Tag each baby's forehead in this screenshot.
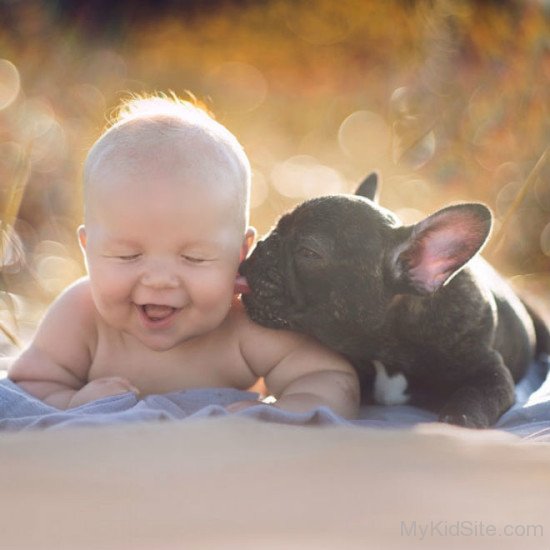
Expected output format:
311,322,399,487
83,107,251,231
88,116,244,190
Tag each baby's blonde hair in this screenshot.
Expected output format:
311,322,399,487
83,93,251,228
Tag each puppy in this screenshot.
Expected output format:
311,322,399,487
239,173,548,428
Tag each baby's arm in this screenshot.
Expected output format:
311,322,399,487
8,279,136,409
237,311,360,419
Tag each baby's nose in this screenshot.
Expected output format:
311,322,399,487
140,260,179,289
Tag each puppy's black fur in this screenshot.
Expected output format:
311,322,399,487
240,173,548,428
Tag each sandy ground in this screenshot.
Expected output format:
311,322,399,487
0,415,549,550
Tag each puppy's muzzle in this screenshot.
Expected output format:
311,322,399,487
239,235,297,329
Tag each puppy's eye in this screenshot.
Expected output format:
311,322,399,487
296,246,322,260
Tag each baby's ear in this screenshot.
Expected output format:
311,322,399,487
240,227,256,261
77,225,87,251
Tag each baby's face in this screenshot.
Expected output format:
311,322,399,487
80,151,252,351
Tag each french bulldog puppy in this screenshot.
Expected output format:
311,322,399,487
239,173,548,428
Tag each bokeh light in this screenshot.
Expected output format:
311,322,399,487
338,111,391,166
271,155,345,198
394,207,425,226
34,240,83,296
0,59,20,111
249,169,269,209
389,86,437,169
206,62,268,113
396,129,436,170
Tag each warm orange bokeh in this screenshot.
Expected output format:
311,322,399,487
0,0,549,352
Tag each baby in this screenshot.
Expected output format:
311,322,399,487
8,94,359,418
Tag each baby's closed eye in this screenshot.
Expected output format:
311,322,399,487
181,253,219,264
181,254,208,263
101,251,142,261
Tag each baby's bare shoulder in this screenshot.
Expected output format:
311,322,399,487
57,277,94,308
231,300,346,375
9,277,98,387
32,277,98,354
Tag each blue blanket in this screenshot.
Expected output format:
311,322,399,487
1,358,550,440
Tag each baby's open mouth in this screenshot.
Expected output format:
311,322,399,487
140,304,178,322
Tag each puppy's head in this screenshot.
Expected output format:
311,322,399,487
240,173,492,358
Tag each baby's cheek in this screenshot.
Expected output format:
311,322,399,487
193,269,236,305
89,265,133,303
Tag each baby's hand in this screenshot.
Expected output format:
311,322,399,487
67,376,140,408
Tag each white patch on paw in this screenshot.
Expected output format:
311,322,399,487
373,360,409,405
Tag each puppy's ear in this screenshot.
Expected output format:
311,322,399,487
355,172,380,202
390,204,492,294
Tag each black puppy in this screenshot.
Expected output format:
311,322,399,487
239,173,547,428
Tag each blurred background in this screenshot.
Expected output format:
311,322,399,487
0,0,549,354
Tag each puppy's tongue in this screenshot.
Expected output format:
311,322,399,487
143,304,175,320
234,275,250,295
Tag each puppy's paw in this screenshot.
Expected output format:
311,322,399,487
439,413,488,429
